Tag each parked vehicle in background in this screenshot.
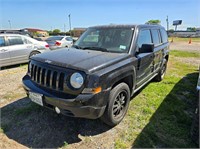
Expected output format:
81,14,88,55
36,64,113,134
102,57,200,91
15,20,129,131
0,29,33,38
23,24,169,126
45,36,73,50
0,34,50,68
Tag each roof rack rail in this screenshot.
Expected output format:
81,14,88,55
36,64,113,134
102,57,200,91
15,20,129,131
0,29,33,38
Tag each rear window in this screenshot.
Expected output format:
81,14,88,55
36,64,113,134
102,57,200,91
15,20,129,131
46,36,63,41
65,37,73,41
0,37,6,47
7,36,24,45
160,29,168,43
151,29,161,46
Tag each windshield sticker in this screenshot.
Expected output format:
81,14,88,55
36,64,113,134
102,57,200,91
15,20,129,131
120,45,126,50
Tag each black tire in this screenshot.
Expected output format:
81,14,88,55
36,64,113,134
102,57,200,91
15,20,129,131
29,51,40,58
101,83,130,127
154,59,167,82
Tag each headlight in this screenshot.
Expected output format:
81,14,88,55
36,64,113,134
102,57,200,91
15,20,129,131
70,72,84,89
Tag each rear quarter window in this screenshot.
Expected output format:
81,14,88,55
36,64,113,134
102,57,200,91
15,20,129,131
151,29,161,46
22,37,32,44
160,29,168,43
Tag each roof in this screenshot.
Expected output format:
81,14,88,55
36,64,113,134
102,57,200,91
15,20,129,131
0,33,27,37
89,24,164,29
24,28,46,32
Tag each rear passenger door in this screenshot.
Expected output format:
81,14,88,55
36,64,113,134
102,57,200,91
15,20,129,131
7,36,33,64
151,29,162,72
0,36,11,67
136,29,154,85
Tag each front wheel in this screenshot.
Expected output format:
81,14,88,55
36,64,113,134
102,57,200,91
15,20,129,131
101,83,130,127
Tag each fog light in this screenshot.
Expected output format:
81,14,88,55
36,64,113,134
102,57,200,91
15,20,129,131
55,107,61,114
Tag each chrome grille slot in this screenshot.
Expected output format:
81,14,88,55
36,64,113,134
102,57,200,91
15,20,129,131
41,68,46,85
37,67,41,83
33,65,37,81
58,73,65,90
46,70,51,87
31,64,34,78
52,71,57,89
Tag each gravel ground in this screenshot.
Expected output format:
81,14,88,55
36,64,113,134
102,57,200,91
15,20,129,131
169,42,200,53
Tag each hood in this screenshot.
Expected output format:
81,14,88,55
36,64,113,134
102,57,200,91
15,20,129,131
31,48,129,73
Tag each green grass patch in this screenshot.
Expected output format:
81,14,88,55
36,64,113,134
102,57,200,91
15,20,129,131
115,50,199,148
170,50,200,58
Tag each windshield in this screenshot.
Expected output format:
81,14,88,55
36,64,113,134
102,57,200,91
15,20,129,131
74,28,133,53
46,36,63,41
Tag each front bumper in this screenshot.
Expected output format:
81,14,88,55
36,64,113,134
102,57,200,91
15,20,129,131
22,75,110,119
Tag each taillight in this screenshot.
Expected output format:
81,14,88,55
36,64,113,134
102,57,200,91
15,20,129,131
55,41,61,46
45,44,49,48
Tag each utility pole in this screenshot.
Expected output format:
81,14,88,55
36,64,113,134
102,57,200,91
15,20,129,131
166,16,169,31
68,14,72,36
8,20,11,29
64,24,66,33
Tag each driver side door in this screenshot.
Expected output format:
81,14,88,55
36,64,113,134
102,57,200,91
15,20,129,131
135,29,154,86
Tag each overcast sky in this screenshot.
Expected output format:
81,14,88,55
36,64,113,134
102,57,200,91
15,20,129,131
0,0,200,31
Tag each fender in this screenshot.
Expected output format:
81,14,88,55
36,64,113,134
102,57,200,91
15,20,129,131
105,64,137,95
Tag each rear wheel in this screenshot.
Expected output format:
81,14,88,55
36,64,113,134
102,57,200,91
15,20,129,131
101,83,130,126
154,59,167,82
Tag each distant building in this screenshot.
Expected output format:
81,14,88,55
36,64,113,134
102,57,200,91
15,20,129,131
73,28,87,37
24,28,49,37
168,30,200,38
196,28,200,32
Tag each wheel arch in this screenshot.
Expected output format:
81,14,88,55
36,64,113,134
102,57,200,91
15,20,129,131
106,66,137,96
29,50,41,58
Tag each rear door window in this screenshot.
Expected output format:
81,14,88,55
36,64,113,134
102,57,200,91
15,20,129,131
151,29,161,46
7,36,24,45
137,29,152,48
0,37,6,47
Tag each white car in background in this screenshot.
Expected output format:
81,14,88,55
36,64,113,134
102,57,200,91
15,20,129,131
0,34,50,68
45,36,73,50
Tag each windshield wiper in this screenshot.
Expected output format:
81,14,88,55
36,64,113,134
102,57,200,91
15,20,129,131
82,46,108,52
72,45,83,49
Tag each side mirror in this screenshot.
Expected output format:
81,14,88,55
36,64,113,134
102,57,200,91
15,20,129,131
139,44,154,53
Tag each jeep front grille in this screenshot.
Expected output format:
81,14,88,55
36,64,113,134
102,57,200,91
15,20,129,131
30,63,67,91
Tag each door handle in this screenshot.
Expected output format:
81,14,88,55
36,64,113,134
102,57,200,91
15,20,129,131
0,49,8,52
26,46,32,49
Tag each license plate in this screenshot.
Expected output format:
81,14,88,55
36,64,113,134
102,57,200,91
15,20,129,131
29,92,43,106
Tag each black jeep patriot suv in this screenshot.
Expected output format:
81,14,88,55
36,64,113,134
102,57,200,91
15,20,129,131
22,24,169,126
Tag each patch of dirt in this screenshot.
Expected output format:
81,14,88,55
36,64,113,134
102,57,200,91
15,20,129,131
175,57,200,67
169,42,200,53
0,66,27,108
